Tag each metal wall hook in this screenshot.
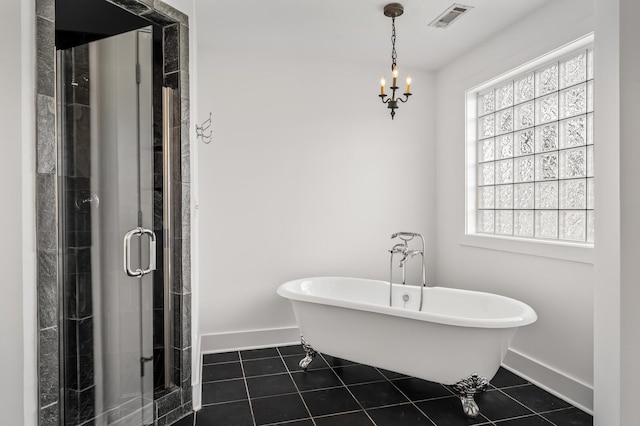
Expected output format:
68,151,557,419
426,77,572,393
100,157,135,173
196,112,213,144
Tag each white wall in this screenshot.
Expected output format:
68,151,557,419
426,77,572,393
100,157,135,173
435,0,595,411
196,47,436,342
1,0,27,423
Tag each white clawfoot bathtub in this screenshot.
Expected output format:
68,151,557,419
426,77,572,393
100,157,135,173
277,276,537,417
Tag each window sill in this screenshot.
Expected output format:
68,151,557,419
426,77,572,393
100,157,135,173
461,233,594,264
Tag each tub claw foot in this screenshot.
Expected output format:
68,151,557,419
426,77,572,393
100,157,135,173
453,373,489,418
299,336,317,371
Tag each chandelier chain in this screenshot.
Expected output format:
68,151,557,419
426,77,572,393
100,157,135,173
391,16,397,69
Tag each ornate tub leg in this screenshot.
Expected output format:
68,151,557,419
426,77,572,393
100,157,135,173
298,336,317,370
453,373,489,418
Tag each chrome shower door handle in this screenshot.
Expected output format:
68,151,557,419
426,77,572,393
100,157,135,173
123,227,157,278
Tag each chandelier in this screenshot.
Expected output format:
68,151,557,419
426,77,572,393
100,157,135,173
379,3,412,120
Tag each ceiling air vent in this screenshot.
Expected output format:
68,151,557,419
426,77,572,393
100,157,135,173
428,3,473,29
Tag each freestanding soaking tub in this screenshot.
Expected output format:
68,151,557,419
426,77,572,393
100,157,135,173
277,276,537,417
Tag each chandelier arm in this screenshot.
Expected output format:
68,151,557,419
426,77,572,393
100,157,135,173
398,94,412,103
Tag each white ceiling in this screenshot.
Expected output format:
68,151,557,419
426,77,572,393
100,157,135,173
197,0,553,72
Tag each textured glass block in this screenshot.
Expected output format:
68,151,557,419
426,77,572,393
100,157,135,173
559,116,586,149
514,156,534,183
587,145,594,177
514,102,534,130
559,210,586,242
560,83,587,119
496,82,514,110
536,63,558,96
587,113,594,145
587,210,595,243
535,152,558,180
478,186,495,209
478,162,495,186
559,179,587,209
514,210,534,237
515,130,534,156
496,135,513,159
495,159,513,184
478,210,495,234
535,92,558,125
535,181,558,209
496,185,513,209
496,108,514,136
587,48,594,81
515,74,535,104
478,89,495,116
560,147,587,179
560,51,587,89
535,123,559,152
535,210,558,239
587,80,594,113
478,138,495,163
514,183,534,209
587,177,595,209
496,210,513,235
478,114,495,139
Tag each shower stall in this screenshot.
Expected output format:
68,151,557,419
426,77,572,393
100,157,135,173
35,0,191,425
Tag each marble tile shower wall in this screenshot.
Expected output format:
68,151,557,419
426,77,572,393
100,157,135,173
34,1,192,425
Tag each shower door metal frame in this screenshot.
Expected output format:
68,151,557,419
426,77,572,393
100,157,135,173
34,0,192,425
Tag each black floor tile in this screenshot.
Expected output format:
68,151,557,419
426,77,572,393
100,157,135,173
502,385,571,413
278,345,307,356
301,387,361,417
491,368,529,389
201,362,243,382
203,351,239,365
171,413,194,426
378,367,409,380
291,369,343,392
333,364,385,385
475,389,535,422
246,373,297,399
240,347,280,360
416,396,491,426
271,420,314,426
201,379,248,405
349,381,409,409
314,411,375,425
251,393,309,425
367,403,436,426
392,377,454,401
196,401,253,426
243,357,287,377
283,354,329,372
494,414,554,425
541,407,593,426
321,354,357,367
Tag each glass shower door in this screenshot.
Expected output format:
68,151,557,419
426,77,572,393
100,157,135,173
59,27,155,425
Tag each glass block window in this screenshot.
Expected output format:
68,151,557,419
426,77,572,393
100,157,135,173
471,45,594,244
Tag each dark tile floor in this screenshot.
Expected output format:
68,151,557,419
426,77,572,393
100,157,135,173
172,345,593,426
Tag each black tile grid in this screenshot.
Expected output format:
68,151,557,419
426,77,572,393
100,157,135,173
193,346,592,426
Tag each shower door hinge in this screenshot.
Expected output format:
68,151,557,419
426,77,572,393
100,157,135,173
136,63,141,84
140,356,153,377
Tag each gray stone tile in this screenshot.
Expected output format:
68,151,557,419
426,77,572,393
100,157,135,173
179,25,189,71
40,327,59,407
163,24,179,74
38,250,58,279
38,270,57,329
36,0,54,21
140,9,175,26
107,0,151,15
156,388,181,419
36,17,55,97
36,173,57,250
181,346,192,384
153,0,188,26
181,236,191,294
39,402,59,426
37,95,56,174
181,294,191,349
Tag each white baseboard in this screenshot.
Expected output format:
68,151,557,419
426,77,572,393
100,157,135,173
503,348,593,414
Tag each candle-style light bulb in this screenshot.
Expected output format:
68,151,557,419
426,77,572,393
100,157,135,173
380,77,386,95
405,75,412,94
392,66,399,87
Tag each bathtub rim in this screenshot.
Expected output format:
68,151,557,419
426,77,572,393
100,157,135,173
277,276,537,329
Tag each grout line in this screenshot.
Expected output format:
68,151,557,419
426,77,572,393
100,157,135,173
200,397,251,408
276,346,317,426
237,351,257,426
318,353,379,426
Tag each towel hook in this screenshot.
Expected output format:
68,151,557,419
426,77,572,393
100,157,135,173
196,112,213,144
